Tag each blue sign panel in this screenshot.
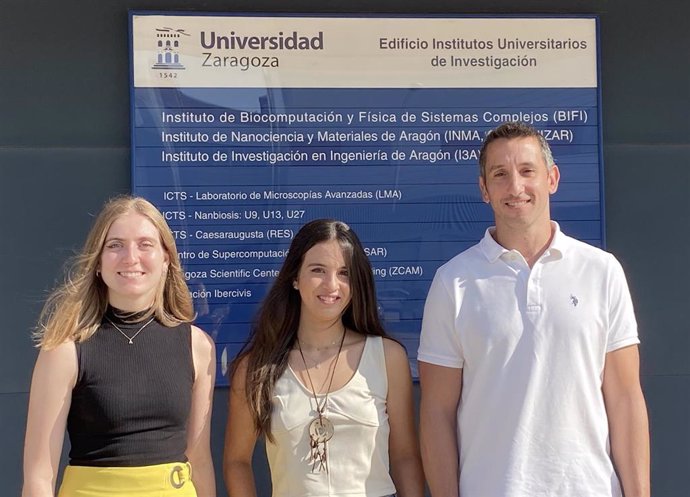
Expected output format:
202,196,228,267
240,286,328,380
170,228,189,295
130,14,602,383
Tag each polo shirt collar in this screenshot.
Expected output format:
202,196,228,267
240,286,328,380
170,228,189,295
478,227,508,262
479,221,569,263
546,222,569,259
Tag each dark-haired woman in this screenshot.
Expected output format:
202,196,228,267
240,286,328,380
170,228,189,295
224,219,423,497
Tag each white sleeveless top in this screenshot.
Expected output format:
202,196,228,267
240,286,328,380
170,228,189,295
267,336,396,497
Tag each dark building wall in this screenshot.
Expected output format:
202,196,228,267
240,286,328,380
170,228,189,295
2,1,688,496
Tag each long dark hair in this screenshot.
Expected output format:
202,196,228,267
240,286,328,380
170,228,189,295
232,219,387,440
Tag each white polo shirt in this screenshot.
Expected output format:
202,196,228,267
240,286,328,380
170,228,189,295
418,223,639,497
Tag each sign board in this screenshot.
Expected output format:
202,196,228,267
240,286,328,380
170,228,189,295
130,13,602,383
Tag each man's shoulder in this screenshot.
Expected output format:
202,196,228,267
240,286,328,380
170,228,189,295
561,232,619,266
558,232,631,284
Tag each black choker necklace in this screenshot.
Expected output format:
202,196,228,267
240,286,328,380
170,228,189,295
106,306,152,325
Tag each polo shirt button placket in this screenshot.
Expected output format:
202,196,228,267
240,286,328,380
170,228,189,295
526,261,543,316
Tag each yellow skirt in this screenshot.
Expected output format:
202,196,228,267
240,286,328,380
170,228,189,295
57,462,197,497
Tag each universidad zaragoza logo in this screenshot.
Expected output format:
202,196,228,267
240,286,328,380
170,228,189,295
152,27,190,70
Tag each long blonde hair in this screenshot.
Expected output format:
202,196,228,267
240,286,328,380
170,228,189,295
35,196,194,349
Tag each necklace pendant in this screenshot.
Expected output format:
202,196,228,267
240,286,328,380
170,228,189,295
309,416,334,443
308,417,332,473
106,316,155,345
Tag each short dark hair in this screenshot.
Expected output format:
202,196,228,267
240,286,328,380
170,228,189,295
478,121,555,178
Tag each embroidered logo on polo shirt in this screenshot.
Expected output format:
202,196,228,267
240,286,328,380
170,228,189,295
570,294,579,307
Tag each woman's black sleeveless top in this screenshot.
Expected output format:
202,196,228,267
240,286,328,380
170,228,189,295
66,309,194,467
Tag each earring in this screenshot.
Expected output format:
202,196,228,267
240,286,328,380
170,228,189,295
96,269,101,277
293,282,298,290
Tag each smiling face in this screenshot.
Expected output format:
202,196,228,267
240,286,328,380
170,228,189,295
294,239,352,328
479,136,560,236
99,211,169,311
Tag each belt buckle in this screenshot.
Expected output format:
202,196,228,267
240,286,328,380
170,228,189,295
170,464,185,489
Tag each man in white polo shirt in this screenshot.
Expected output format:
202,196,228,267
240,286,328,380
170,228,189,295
418,122,650,497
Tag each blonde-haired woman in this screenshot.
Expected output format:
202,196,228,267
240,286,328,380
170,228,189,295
22,196,216,497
